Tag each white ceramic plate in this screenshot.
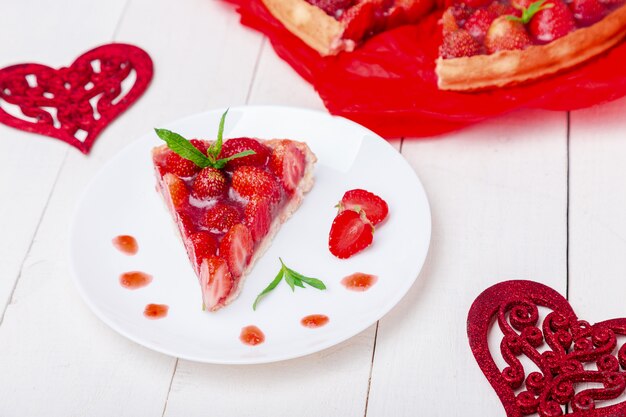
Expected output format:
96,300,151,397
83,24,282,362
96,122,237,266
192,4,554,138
70,106,431,364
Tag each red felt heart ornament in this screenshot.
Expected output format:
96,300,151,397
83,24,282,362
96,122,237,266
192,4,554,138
468,280,626,417
0,43,153,154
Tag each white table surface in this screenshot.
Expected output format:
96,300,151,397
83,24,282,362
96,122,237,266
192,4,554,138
2,1,626,416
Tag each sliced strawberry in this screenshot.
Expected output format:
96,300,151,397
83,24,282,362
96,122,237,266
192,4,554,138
529,0,575,43
268,141,306,194
220,138,271,169
440,29,482,59
219,224,253,278
569,0,607,25
203,202,242,233
161,139,208,177
163,173,189,209
339,189,389,225
464,9,497,41
232,166,281,204
192,167,227,199
244,197,272,242
485,16,531,54
199,256,234,311
188,231,218,266
177,212,195,238
328,210,374,259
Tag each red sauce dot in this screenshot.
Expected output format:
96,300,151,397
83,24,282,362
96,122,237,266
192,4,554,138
112,235,138,255
240,325,265,346
301,314,329,328
120,271,153,289
144,304,168,319
341,273,378,291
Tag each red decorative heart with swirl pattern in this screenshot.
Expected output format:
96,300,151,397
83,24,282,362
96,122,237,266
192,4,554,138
0,43,153,154
468,280,626,417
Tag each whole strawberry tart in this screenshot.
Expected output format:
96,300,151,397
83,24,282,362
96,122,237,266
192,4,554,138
436,0,626,89
259,0,626,90
152,111,316,311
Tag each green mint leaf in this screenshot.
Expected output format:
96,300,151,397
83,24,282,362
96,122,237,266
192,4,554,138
508,0,552,24
212,150,256,169
253,268,284,311
287,268,327,290
208,108,229,160
284,270,296,291
253,259,326,311
154,128,211,168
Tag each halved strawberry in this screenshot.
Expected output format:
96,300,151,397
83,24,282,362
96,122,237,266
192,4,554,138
219,224,253,278
244,197,272,242
163,173,189,209
188,231,218,265
200,256,234,311
464,9,497,41
192,167,227,199
268,141,306,194
203,203,242,233
328,210,374,259
569,0,607,25
338,189,389,225
529,0,575,43
220,138,271,169
232,166,281,204
162,139,207,177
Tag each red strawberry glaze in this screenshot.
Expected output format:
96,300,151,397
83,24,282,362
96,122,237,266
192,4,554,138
144,304,169,319
301,314,330,328
120,271,153,289
341,272,378,291
240,325,265,346
112,235,138,255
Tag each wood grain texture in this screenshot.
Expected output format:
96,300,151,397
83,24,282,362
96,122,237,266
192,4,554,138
366,110,569,416
0,0,128,319
569,96,626,322
0,1,263,416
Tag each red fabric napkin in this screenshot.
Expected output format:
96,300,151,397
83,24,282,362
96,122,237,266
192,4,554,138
225,0,626,138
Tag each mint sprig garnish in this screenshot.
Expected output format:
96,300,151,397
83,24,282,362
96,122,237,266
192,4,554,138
154,109,255,170
507,0,552,24
253,258,326,310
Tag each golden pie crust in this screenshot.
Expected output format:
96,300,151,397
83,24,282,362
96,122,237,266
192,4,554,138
436,3,626,91
261,0,352,55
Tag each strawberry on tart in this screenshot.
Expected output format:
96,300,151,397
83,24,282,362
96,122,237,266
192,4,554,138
261,0,435,55
152,111,316,311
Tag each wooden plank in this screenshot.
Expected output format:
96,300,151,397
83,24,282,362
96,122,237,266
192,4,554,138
0,0,128,317
0,1,263,416
366,110,569,416
162,25,389,417
569,97,626,322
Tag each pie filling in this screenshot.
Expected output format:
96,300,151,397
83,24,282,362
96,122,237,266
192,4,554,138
152,138,316,311
439,0,626,59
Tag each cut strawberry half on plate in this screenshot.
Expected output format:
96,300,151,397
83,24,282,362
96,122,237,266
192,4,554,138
152,112,317,311
337,189,388,225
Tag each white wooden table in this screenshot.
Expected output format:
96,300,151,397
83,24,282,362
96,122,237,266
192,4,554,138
2,1,626,416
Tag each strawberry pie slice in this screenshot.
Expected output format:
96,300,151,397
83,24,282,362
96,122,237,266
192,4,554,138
261,0,435,55
436,0,626,90
152,111,316,311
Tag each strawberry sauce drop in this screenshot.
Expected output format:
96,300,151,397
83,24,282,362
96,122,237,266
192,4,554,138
144,304,169,319
301,314,329,328
240,325,265,346
119,271,153,289
112,235,138,255
341,273,378,291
